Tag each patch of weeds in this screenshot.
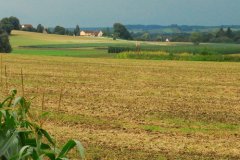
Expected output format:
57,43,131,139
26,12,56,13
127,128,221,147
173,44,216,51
144,115,240,134
49,111,124,129
142,125,166,132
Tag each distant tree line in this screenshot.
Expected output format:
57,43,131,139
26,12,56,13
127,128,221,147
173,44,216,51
189,27,240,45
131,27,240,44
45,23,133,40
2,15,240,49
0,16,133,40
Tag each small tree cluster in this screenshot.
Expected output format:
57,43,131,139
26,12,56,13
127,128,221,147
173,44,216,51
190,32,202,45
74,25,80,36
37,24,44,33
0,16,20,34
211,27,235,43
189,27,240,45
54,26,66,35
113,23,133,40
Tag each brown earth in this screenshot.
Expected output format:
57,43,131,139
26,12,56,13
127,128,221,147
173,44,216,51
0,54,240,159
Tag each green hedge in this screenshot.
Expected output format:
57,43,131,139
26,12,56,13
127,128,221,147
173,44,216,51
108,44,240,55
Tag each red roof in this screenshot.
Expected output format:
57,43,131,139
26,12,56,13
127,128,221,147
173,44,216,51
82,30,101,36
21,24,33,28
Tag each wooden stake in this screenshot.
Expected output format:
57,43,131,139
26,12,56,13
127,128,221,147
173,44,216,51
21,68,25,96
5,65,8,91
36,86,39,94
58,88,63,112
40,90,45,128
1,54,2,84
41,91,45,112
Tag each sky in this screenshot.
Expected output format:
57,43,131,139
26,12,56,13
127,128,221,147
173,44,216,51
0,0,240,27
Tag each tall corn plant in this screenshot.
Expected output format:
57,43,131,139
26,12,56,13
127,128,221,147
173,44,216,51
0,89,84,160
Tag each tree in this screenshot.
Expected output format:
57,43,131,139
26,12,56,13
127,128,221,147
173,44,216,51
233,31,240,43
36,24,44,33
226,27,233,38
201,32,214,42
190,32,202,45
140,32,151,41
102,27,112,37
74,25,80,36
54,26,66,35
8,16,20,30
45,28,52,34
216,28,225,38
0,17,20,34
0,18,14,34
113,23,133,40
0,29,12,53
66,30,74,36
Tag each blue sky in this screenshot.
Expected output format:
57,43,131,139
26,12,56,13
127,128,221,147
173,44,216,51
0,0,240,27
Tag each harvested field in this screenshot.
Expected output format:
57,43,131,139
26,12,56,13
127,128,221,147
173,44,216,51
0,54,240,159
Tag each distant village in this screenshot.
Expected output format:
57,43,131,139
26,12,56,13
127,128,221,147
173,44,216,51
21,24,104,37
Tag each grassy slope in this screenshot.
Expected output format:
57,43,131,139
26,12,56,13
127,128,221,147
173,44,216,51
10,31,150,58
10,31,113,57
2,31,240,159
10,30,178,58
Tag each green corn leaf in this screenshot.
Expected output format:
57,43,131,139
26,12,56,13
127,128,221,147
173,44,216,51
24,138,51,150
57,140,84,159
39,112,49,119
39,128,55,146
5,114,16,129
1,96,13,107
58,158,68,160
16,145,33,160
24,138,37,147
12,97,22,108
10,89,17,97
41,143,52,150
42,150,56,160
0,112,2,125
30,149,41,160
0,131,19,157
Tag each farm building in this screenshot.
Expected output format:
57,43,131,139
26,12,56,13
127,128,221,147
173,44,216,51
21,24,33,29
80,30,103,37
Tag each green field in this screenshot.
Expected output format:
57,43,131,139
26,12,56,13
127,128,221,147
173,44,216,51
11,31,240,61
10,30,141,58
1,30,240,159
13,48,110,58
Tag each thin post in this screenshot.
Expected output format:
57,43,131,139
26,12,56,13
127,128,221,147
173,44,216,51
58,88,63,112
40,90,45,128
5,65,8,91
41,91,45,112
21,68,25,96
1,54,2,84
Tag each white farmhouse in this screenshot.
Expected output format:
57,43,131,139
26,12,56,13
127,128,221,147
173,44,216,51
80,30,103,37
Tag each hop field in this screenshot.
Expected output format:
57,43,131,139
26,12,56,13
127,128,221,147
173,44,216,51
0,54,240,159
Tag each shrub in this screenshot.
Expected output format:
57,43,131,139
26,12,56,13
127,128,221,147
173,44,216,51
108,47,133,53
116,51,240,62
0,89,84,159
108,44,240,55
0,29,12,53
